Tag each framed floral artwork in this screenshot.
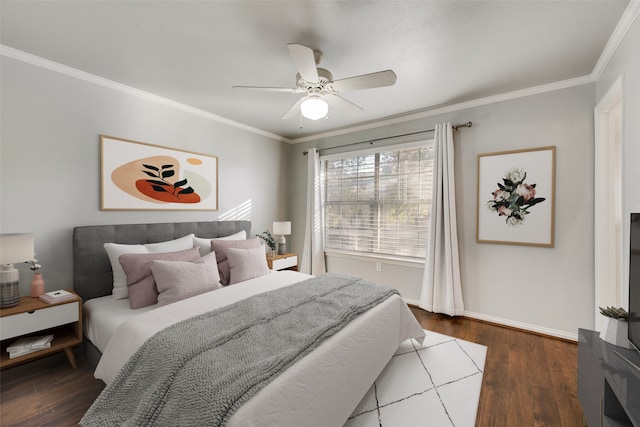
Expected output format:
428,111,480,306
476,146,555,247
101,135,218,210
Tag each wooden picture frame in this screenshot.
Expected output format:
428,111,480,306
101,135,218,211
477,146,555,247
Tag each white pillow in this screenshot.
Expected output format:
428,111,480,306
104,234,195,299
226,245,270,285
193,230,247,255
151,252,222,306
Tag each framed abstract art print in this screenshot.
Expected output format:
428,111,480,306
101,135,218,211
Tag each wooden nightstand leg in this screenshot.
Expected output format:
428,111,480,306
63,347,77,369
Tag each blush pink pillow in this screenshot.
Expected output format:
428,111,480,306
151,252,222,306
226,246,270,285
119,247,201,309
211,237,261,285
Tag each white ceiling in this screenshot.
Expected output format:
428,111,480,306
0,1,631,141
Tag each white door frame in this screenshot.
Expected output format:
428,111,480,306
594,75,623,332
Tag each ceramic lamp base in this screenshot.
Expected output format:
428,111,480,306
0,265,20,308
277,236,286,255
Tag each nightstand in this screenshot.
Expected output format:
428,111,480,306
0,290,82,370
266,253,298,271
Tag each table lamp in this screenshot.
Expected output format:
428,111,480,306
0,233,34,308
273,221,291,255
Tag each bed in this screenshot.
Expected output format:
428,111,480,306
73,221,425,427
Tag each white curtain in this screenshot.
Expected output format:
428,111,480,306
420,123,464,316
300,148,326,275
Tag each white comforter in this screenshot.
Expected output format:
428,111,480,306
93,270,425,427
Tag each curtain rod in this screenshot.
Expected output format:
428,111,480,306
302,121,472,155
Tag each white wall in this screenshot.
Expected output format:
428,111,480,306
0,56,287,296
288,83,596,339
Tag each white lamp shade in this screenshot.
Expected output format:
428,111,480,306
300,97,328,120
273,221,291,236
0,233,34,265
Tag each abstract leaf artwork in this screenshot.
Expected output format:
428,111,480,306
101,136,218,210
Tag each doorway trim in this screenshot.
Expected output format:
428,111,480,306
594,75,623,332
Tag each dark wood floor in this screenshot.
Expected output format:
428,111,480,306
410,308,583,427
0,307,583,426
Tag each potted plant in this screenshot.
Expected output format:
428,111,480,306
257,231,276,256
599,306,631,348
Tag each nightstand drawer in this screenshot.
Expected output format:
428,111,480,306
0,302,79,341
272,255,297,270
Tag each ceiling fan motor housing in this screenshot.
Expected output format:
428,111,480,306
296,68,334,92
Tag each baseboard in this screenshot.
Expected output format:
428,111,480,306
461,310,578,342
405,300,578,342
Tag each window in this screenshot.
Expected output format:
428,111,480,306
323,142,434,259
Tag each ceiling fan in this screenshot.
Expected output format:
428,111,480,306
233,43,397,121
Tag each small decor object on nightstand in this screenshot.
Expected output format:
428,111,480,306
273,221,291,255
7,334,54,359
39,289,75,304
29,259,45,298
257,231,277,257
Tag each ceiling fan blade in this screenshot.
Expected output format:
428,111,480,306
331,70,397,92
287,43,319,83
281,98,304,120
325,94,364,113
232,85,301,93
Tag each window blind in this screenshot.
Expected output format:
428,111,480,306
323,142,434,259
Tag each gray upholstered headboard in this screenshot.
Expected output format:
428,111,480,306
72,221,251,301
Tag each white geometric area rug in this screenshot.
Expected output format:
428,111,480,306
345,330,487,427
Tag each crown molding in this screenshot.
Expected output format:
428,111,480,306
591,0,640,80
291,74,594,144
0,45,290,143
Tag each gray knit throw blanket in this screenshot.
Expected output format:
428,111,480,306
81,273,398,427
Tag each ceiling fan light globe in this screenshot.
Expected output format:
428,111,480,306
300,98,328,120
